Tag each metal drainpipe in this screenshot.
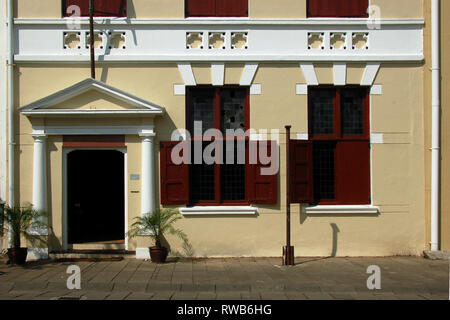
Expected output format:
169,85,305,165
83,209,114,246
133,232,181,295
7,0,14,247
431,0,441,251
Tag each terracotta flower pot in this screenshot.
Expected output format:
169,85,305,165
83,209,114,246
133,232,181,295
149,246,168,263
7,248,28,265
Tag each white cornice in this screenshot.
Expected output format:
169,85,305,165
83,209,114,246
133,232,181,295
14,18,425,26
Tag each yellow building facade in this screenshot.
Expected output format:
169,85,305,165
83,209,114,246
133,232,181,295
0,0,446,260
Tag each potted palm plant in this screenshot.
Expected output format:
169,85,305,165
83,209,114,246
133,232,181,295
128,208,189,263
2,204,47,265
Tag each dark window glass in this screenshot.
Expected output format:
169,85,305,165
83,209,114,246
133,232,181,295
221,89,246,133
191,143,215,202
221,140,246,201
188,87,249,205
313,142,336,201
341,89,364,135
191,90,215,135
311,89,335,135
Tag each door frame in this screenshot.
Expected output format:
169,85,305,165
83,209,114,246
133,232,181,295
62,147,128,251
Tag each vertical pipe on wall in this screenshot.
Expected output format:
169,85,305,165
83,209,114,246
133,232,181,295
7,0,14,247
431,0,441,251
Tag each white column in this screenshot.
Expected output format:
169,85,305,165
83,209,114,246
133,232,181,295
140,133,156,216
31,134,48,235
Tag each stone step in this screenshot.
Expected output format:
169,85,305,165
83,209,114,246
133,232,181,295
49,250,136,261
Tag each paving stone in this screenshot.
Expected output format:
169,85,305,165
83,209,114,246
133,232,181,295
171,292,198,300
216,292,242,300
146,281,181,292
151,292,175,300
240,292,262,300
112,282,147,292
196,292,217,300
216,283,251,293
181,283,215,292
126,292,155,300
105,291,132,300
304,293,335,300
82,282,114,291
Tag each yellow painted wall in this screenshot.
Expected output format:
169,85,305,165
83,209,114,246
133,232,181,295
249,0,306,19
14,0,424,19
370,0,423,19
12,62,427,257
15,0,61,18
128,0,184,19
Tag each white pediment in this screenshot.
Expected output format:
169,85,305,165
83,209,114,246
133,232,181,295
20,78,165,117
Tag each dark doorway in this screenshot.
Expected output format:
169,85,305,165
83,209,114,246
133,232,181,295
67,150,125,244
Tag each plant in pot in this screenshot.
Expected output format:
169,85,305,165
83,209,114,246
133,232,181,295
2,204,47,265
127,208,189,263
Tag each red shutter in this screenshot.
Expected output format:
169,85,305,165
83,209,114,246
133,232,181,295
335,141,370,204
160,141,189,205
215,0,248,17
64,0,127,17
185,0,216,17
247,141,278,205
290,140,314,204
307,0,368,18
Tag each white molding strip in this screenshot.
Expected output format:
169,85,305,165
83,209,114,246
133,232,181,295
361,62,381,86
14,18,426,26
333,62,347,86
296,133,309,140
300,63,319,86
250,84,262,95
177,62,196,86
174,84,186,96
32,125,155,136
304,205,380,215
180,206,259,216
371,133,384,144
240,63,259,86
26,248,49,261
136,248,151,260
370,84,383,95
296,84,308,95
211,63,225,86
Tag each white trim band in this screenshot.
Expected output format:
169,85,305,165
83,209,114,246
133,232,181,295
180,206,259,216
304,205,380,215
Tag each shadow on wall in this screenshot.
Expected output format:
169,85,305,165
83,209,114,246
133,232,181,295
330,223,340,257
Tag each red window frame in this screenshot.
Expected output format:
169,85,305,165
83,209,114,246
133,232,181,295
309,86,371,205
186,86,250,206
185,0,248,18
63,0,127,17
307,0,369,18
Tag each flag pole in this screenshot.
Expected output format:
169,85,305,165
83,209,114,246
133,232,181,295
89,0,95,79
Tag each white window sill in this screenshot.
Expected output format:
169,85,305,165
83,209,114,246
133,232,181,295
179,206,259,216
304,205,380,215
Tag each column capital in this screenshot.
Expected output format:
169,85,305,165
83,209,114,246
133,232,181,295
31,133,47,141
139,131,156,140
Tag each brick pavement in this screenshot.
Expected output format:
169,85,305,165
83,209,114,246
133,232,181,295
0,256,448,300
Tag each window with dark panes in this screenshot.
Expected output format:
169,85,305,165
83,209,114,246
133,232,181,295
63,0,127,17
309,86,370,205
307,0,369,18
160,86,278,207
188,87,249,206
185,0,248,17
